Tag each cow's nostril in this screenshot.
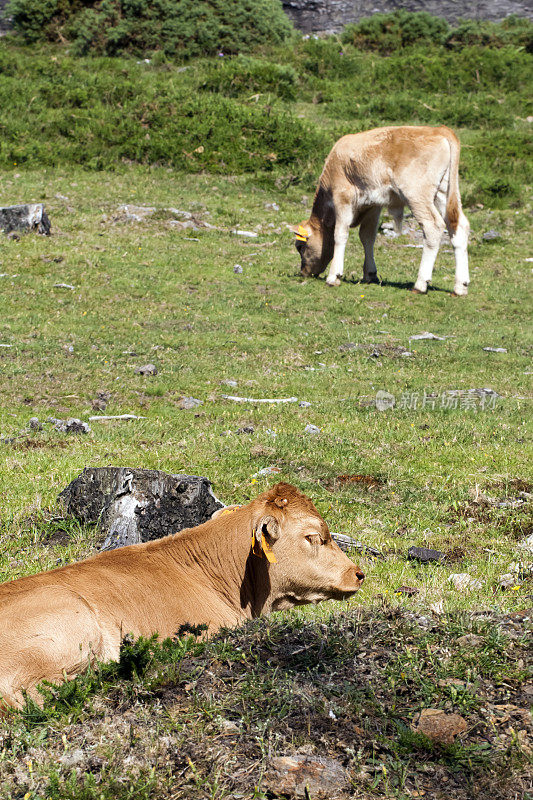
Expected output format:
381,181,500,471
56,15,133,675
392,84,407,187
356,570,365,581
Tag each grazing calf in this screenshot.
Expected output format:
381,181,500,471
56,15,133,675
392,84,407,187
292,125,470,296
0,483,364,710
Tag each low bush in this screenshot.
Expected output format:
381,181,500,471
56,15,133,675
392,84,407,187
445,15,533,52
0,50,325,172
200,55,299,100
7,0,294,57
341,10,450,53
341,10,533,54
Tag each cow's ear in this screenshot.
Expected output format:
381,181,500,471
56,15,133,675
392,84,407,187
252,515,279,563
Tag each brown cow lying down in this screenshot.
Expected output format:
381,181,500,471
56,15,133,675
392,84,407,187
0,483,364,710
292,125,470,296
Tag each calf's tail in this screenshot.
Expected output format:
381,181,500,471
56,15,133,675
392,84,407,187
445,132,462,235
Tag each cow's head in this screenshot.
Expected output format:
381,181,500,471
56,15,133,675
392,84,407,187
291,221,333,277
249,482,364,610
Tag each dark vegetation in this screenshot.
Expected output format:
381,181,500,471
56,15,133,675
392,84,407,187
5,610,532,799
6,0,294,56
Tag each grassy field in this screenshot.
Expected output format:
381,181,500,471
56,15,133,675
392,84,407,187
0,27,532,800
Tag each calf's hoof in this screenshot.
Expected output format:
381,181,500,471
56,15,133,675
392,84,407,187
326,277,341,287
411,287,426,295
452,284,469,297
362,273,379,284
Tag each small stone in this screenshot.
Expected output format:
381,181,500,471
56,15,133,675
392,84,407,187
305,424,320,435
233,264,243,274
412,709,467,745
178,396,202,410
299,400,312,408
59,749,85,769
117,204,156,222
264,754,349,799
456,634,484,648
236,425,254,434
53,283,75,290
28,417,42,431
218,718,239,734
265,202,280,211
407,546,446,564
483,229,500,241
135,364,157,375
517,533,533,553
497,572,517,590
64,418,91,434
449,573,483,591
221,379,238,388
483,347,507,353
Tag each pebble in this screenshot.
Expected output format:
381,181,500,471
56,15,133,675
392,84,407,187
304,424,320,435
135,364,157,375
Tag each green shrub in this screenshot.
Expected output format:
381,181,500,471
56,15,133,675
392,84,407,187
300,37,361,78
0,50,324,172
200,55,299,100
7,0,294,57
445,15,533,51
342,10,450,53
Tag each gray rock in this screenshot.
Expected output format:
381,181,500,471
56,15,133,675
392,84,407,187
49,417,90,434
178,396,202,410
28,417,42,431
58,468,223,550
59,749,85,769
407,546,446,564
233,264,243,274
483,346,507,353
282,0,532,34
135,363,157,375
118,204,156,222
299,400,312,408
0,204,51,236
483,229,501,241
305,424,320,434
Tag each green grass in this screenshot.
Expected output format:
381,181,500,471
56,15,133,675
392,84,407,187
0,28,532,800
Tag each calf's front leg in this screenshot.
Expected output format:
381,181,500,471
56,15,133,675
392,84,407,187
326,206,352,287
359,206,382,283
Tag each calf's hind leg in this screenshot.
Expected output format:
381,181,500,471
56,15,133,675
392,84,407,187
0,586,110,709
448,210,470,296
409,196,446,294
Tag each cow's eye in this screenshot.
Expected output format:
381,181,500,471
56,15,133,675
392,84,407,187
305,534,322,546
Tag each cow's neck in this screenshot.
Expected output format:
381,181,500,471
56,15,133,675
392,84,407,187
163,517,276,623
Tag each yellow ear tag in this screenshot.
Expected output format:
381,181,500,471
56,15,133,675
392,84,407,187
220,506,239,516
295,224,309,242
261,534,277,564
